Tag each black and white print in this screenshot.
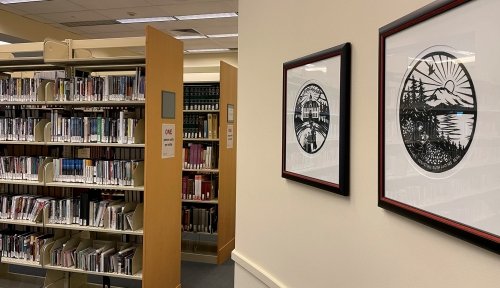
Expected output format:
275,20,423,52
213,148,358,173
294,83,330,154
399,48,477,173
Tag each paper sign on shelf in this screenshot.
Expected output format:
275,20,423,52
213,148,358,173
227,125,233,149
162,124,175,159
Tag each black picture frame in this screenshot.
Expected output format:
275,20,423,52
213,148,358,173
282,43,351,196
379,0,499,253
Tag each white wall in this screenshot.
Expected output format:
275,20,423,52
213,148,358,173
234,1,500,288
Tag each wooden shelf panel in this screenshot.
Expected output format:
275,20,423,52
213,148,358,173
0,141,44,145
182,169,219,173
180,252,217,264
182,199,218,204
45,100,145,106
0,101,46,105
0,218,44,227
0,141,144,147
1,257,42,268
183,138,219,142
45,142,145,148
45,182,144,191
0,179,44,186
45,223,144,235
44,264,142,280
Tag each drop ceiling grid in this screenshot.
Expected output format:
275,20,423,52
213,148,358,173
0,0,239,50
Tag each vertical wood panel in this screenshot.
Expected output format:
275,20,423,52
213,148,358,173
143,26,183,288
217,61,237,264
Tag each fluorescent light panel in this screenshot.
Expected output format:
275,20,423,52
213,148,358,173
0,41,11,45
117,16,175,24
185,48,230,53
176,12,238,21
0,0,44,3
207,33,238,38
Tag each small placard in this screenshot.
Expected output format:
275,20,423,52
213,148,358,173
227,125,234,149
227,104,234,123
162,124,175,159
162,91,176,119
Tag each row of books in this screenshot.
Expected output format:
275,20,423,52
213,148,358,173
182,175,217,201
0,156,46,181
70,243,137,275
183,113,219,139
183,84,220,111
0,194,49,222
52,159,141,187
55,74,145,102
48,197,138,231
50,110,140,144
182,206,217,234
0,78,40,102
0,117,42,142
0,230,52,262
0,230,139,276
182,143,218,170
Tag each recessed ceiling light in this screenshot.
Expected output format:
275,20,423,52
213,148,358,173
207,33,238,38
185,48,231,53
175,35,207,40
0,41,11,45
0,0,45,3
117,16,176,24
176,12,238,21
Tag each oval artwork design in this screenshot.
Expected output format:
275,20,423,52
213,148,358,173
399,50,477,173
294,83,330,154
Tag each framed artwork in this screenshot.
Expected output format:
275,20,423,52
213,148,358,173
282,43,351,196
379,0,499,253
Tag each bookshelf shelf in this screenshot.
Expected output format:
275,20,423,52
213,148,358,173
43,264,142,280
0,218,44,227
1,257,42,268
182,199,218,204
45,182,144,191
0,101,46,105
182,169,219,173
183,110,220,113
181,62,237,265
0,179,44,186
181,252,218,264
44,223,144,236
0,141,44,145
45,100,145,106
0,28,182,287
45,142,145,148
183,138,219,142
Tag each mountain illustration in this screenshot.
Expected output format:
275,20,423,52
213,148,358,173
425,87,474,111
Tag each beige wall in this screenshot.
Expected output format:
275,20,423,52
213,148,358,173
234,1,500,287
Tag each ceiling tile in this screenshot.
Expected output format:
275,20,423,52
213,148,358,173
68,0,151,10
77,23,146,33
0,5,26,15
158,0,237,16
98,6,169,19
194,25,237,35
210,37,237,48
85,31,146,39
1,0,85,14
31,10,110,24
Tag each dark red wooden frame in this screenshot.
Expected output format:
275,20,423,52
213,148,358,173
282,43,351,196
378,0,499,254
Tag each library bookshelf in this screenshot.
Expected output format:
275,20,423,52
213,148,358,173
0,26,182,288
181,61,237,264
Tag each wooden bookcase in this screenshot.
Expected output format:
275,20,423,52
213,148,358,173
0,26,182,288
181,61,237,264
